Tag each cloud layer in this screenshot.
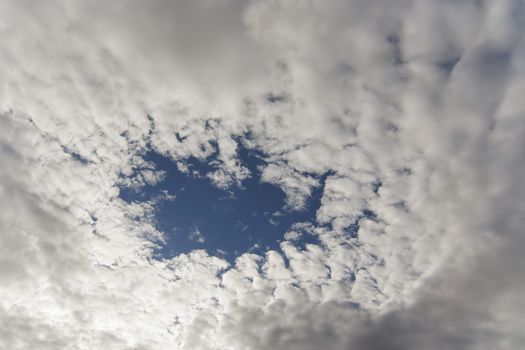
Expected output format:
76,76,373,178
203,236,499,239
1,0,525,349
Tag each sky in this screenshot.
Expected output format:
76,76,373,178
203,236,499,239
1,1,525,349
119,146,327,260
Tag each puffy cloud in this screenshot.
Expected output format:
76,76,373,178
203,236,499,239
1,0,525,349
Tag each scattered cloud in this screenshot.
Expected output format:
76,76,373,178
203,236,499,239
188,225,206,244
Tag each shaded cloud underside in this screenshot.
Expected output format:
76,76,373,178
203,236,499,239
1,0,525,349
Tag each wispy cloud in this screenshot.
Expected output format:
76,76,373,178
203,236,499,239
188,225,206,244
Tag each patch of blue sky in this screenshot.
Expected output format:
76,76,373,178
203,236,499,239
119,145,327,262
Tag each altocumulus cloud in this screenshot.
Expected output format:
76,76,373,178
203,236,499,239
1,0,525,349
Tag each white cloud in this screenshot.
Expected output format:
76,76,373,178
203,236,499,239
1,0,525,349
189,225,206,244
260,162,319,210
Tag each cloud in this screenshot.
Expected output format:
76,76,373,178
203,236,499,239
189,225,206,244
1,0,525,349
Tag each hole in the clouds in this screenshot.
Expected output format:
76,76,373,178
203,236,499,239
62,146,91,165
362,209,378,222
342,209,379,238
265,92,287,104
371,180,382,194
118,145,326,261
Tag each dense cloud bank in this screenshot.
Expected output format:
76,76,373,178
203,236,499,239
1,0,525,349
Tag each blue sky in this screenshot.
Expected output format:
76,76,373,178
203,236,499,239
119,145,325,261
